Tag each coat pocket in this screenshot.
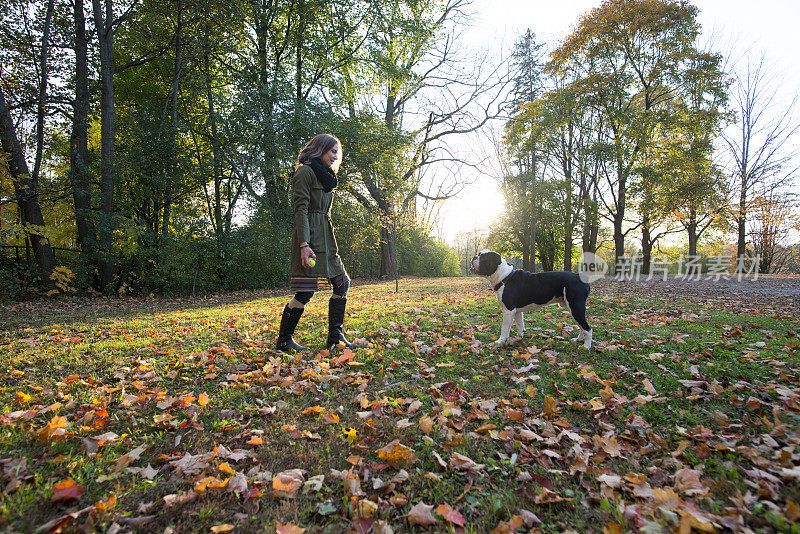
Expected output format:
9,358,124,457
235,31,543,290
308,213,327,253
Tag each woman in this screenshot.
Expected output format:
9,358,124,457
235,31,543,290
276,134,357,352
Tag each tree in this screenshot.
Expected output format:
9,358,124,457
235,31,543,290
723,55,800,263
0,0,58,287
503,29,546,271
70,0,98,285
92,0,119,289
549,0,713,273
0,85,56,286
748,190,799,273
338,0,507,278
640,44,729,270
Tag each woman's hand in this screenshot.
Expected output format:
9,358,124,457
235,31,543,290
301,244,316,269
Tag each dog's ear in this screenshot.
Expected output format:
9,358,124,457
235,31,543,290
478,251,502,275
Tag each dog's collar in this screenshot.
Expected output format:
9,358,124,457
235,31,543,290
493,270,515,291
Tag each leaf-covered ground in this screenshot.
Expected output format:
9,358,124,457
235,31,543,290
1,276,799,533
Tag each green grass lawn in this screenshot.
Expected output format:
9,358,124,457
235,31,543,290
1,277,799,533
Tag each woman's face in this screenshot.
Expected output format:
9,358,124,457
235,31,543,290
324,144,341,171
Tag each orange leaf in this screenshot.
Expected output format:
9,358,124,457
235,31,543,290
51,479,84,503
94,493,117,513
247,436,264,446
302,406,325,416
506,409,524,422
333,348,355,366
321,411,339,425
273,469,305,499
376,440,416,468
276,522,306,534
436,503,465,527
218,462,236,475
198,392,210,407
38,415,69,442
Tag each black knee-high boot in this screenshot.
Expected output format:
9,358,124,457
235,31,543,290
326,297,356,349
276,305,309,352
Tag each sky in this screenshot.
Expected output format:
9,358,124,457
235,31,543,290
434,0,800,244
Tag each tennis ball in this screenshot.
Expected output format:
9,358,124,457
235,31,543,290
308,257,316,268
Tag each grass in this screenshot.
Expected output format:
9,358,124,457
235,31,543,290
1,277,799,533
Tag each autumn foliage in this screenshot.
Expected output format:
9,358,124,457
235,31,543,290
1,276,799,532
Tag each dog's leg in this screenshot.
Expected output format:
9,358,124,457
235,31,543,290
494,309,515,345
564,286,593,349
515,311,524,338
581,329,592,350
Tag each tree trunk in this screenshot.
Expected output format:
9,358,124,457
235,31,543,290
563,182,573,271
92,0,116,290
736,178,747,260
203,30,223,241
687,208,698,274
613,173,627,274
161,0,182,244
613,220,625,275
32,0,55,186
380,222,398,279
529,161,537,272
0,88,55,285
581,199,591,253
254,0,281,204
70,0,97,285
641,212,651,275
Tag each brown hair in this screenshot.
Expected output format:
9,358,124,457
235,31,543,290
296,134,342,171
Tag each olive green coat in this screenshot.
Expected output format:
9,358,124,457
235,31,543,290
290,164,346,279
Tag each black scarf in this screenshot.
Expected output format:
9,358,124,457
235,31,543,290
308,157,338,193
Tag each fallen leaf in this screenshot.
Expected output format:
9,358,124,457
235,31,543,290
273,469,305,498
51,479,84,503
449,452,485,472
276,522,306,534
377,440,416,468
436,503,465,527
408,501,438,526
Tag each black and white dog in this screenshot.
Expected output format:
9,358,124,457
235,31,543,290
470,250,593,349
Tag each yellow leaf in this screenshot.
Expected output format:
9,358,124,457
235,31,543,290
419,416,434,434
16,392,32,404
218,462,236,475
198,392,210,406
210,524,235,533
543,396,559,418
589,398,606,411
376,440,416,468
342,427,358,443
